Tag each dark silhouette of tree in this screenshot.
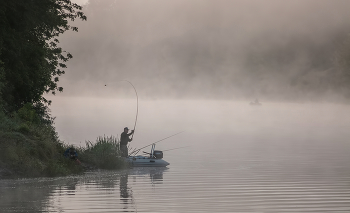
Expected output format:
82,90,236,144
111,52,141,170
0,0,86,112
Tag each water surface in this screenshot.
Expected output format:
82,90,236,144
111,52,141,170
1,100,350,212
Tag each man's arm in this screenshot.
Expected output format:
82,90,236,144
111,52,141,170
127,130,135,136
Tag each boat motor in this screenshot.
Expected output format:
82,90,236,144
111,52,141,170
149,144,164,159
153,150,163,159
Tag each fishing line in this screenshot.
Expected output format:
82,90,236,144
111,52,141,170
129,131,185,156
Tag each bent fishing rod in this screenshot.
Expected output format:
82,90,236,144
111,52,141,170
123,80,138,141
129,131,185,156
105,80,138,141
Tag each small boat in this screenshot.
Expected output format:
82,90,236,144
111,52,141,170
250,98,262,106
250,102,262,105
126,144,170,167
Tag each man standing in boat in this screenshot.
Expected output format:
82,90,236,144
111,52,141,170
120,127,134,157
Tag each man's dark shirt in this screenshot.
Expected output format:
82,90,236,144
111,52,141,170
120,132,132,146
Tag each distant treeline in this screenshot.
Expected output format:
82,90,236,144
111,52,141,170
56,0,350,102
239,32,350,101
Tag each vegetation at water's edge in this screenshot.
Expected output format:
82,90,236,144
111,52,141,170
0,104,127,178
0,1,124,178
77,136,127,170
0,104,83,177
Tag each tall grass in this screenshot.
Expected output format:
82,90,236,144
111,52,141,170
78,135,127,170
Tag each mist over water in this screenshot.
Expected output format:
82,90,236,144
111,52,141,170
2,98,350,212
48,97,350,149
3,1,350,212
61,0,350,101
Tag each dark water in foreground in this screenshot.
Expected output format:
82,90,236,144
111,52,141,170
1,139,350,213
1,100,350,212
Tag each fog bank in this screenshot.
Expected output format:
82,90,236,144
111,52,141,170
58,0,350,102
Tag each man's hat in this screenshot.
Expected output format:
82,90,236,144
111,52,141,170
124,127,129,130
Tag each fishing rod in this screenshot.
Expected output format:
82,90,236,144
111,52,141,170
129,131,184,156
123,80,138,141
104,80,138,140
162,146,190,152
141,146,189,156
105,80,138,154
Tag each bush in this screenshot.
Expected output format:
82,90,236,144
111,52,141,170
17,123,30,134
0,106,83,178
78,135,127,170
17,103,38,123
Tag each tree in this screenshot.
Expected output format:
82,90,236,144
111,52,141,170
0,0,86,112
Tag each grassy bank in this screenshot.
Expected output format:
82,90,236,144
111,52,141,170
0,104,126,178
0,104,83,177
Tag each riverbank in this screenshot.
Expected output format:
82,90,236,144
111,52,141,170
0,105,126,179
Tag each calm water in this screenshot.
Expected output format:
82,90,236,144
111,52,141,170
1,100,350,212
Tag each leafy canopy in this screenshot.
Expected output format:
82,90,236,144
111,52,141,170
0,0,86,112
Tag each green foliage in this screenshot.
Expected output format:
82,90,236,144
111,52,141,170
0,0,86,112
0,59,4,99
17,103,38,123
0,0,88,178
0,109,82,178
0,109,125,177
17,123,30,134
78,136,127,170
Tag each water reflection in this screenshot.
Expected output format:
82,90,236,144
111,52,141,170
120,168,168,211
65,179,79,195
119,172,133,211
130,167,167,183
0,167,167,213
0,178,56,213
149,168,165,184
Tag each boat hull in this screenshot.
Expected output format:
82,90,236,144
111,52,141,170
126,156,170,167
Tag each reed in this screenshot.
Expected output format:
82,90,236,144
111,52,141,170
78,135,126,170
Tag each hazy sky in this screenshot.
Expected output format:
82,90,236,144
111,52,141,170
48,1,350,152
56,0,350,102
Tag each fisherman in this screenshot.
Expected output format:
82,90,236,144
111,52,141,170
120,127,134,157
64,147,81,164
